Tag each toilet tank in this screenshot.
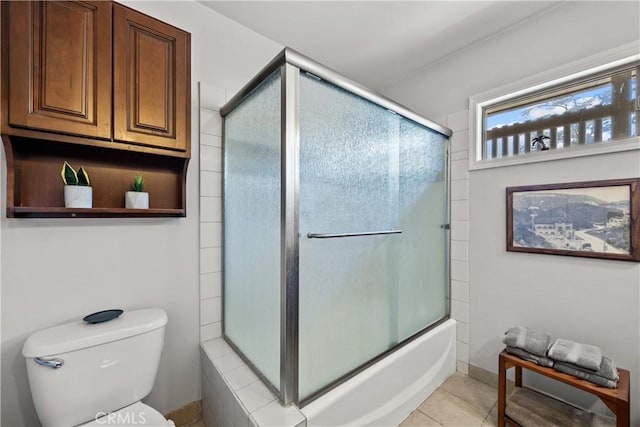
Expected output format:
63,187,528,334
22,308,168,427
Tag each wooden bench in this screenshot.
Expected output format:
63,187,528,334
498,350,630,427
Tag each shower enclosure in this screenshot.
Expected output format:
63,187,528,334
221,48,452,407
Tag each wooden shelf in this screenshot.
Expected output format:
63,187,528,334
2,135,188,218
10,207,185,218
1,127,190,159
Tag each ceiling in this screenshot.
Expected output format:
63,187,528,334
200,1,561,91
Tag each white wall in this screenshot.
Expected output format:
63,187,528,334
384,1,640,424
469,152,639,410
385,2,640,120
0,2,281,426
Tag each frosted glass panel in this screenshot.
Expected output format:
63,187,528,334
224,70,281,390
396,118,448,341
298,74,402,399
298,74,448,400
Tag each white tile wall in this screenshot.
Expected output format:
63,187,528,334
450,200,468,221
201,133,222,148
450,159,469,181
450,241,469,262
236,381,276,413
456,361,469,375
200,196,222,223
450,280,469,302
252,401,306,427
200,272,222,298
450,300,469,324
201,339,306,427
199,82,226,343
456,341,469,364
199,247,221,274
450,179,468,201
200,171,222,197
456,321,469,344
200,297,222,325
201,108,223,136
201,323,222,342
447,109,470,375
201,145,222,172
200,223,222,249
225,365,259,390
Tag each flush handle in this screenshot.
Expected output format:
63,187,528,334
34,357,64,369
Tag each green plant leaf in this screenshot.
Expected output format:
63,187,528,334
131,175,144,192
61,161,78,185
77,167,90,186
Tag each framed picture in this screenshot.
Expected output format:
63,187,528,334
506,178,640,261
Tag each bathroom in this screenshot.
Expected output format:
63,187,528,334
1,1,639,426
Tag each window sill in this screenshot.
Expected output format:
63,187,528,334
468,136,640,171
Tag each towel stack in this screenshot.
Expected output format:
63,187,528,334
503,327,554,367
548,339,619,389
502,328,619,388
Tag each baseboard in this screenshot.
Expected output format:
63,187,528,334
468,363,517,395
165,400,202,427
468,364,501,388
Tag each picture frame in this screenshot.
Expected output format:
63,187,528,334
506,178,640,261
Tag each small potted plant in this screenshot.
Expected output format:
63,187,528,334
61,162,92,208
125,174,149,209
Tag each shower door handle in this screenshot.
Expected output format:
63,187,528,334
307,230,402,239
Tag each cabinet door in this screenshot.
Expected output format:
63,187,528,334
6,1,112,139
113,4,190,153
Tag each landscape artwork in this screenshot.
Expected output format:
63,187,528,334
506,179,640,261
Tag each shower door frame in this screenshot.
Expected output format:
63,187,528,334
221,47,453,407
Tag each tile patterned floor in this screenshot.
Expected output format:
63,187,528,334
399,373,499,427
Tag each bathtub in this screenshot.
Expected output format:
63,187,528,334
301,318,457,427
201,319,456,427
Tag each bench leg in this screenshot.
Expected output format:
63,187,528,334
616,399,630,427
515,366,522,387
498,355,507,426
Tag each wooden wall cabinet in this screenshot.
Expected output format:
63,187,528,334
113,4,190,152
5,1,112,139
1,1,191,218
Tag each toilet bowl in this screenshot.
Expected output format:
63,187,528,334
22,308,171,427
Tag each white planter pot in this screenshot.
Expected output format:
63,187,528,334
125,191,149,209
64,185,92,208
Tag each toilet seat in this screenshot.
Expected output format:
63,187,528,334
79,402,175,426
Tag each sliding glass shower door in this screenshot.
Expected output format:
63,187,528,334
222,49,452,406
297,74,448,401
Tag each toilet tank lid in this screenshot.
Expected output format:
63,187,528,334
22,308,168,358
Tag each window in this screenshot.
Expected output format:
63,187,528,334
470,44,640,169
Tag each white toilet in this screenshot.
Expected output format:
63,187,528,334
22,308,174,427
